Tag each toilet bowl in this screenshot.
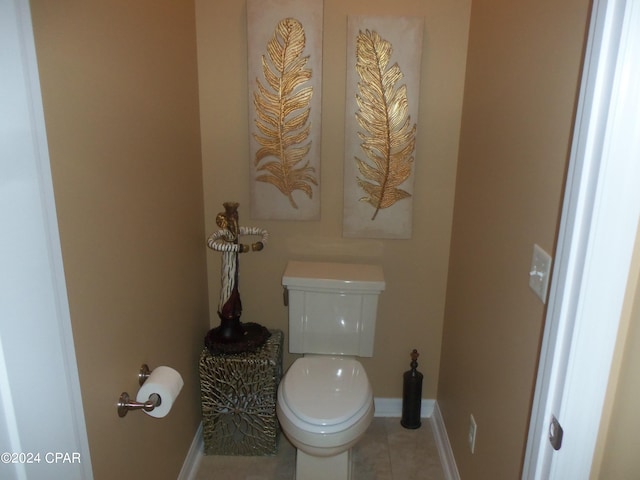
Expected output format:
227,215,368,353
279,261,385,480
276,356,374,458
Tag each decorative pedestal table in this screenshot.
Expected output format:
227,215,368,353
199,330,283,455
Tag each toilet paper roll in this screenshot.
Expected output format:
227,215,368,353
136,366,184,418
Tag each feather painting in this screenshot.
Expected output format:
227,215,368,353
252,18,317,210
354,29,416,221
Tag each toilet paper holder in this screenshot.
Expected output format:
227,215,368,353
117,364,162,417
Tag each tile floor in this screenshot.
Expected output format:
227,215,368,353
195,417,446,480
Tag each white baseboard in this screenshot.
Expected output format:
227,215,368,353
430,402,461,480
178,422,203,480
373,397,435,418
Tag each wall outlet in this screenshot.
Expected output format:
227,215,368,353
468,414,477,454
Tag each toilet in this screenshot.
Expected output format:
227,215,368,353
277,260,385,480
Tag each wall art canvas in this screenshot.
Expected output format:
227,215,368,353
247,0,323,220
343,16,424,238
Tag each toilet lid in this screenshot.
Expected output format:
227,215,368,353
281,356,371,426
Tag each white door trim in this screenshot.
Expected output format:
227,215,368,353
523,0,640,478
0,0,93,478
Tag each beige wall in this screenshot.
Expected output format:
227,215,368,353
592,225,640,479
600,303,640,479
28,0,606,477
196,0,471,398
437,0,590,478
30,1,209,479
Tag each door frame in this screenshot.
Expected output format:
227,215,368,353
523,0,640,478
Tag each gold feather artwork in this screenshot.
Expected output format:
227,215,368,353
354,29,416,220
253,18,317,209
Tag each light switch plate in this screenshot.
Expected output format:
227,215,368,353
468,414,477,454
529,244,552,303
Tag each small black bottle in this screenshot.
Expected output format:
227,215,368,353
401,349,423,429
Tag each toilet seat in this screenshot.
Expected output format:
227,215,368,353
280,356,372,432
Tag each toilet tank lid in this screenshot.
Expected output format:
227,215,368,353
282,261,385,291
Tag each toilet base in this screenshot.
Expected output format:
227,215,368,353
295,449,351,480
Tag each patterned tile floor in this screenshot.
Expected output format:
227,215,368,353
195,417,446,480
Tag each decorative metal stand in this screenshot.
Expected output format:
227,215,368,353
205,202,270,354
401,349,423,429
199,330,283,455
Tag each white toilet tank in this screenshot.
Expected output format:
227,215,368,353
282,261,385,357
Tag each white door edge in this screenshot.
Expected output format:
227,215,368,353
0,1,93,478
523,0,640,478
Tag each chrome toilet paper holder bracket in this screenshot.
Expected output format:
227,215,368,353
117,364,162,417
138,363,151,386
